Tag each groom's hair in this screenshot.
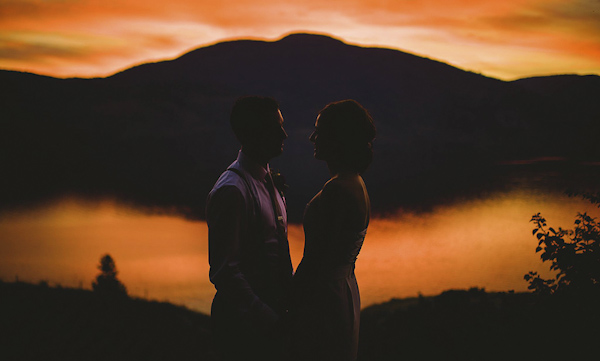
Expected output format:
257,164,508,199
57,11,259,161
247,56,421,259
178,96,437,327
230,96,280,144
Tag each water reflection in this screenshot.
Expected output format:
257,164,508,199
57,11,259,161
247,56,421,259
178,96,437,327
0,192,596,314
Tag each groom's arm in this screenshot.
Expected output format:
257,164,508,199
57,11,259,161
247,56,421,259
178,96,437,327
206,185,279,328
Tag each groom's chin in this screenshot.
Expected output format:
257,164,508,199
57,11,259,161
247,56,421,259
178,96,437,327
272,145,284,157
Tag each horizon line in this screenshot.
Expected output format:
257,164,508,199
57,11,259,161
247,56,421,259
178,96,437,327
1,31,597,82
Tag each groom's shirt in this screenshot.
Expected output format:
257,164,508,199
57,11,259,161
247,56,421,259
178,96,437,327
206,150,292,325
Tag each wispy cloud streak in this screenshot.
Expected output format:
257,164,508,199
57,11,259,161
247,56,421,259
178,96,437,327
1,0,599,79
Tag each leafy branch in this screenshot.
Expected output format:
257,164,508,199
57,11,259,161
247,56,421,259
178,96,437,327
524,194,600,296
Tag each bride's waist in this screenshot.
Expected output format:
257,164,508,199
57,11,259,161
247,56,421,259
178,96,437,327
294,261,355,281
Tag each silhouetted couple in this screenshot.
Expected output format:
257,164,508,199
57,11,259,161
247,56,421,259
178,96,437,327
206,96,376,361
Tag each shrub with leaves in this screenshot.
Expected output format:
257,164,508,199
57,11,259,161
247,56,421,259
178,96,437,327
524,192,600,296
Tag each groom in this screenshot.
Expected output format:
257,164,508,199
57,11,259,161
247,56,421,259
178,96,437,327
206,96,293,361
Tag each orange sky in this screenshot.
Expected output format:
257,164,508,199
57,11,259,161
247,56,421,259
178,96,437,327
1,0,599,80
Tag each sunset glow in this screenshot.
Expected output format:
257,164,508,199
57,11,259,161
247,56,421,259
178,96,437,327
1,0,599,80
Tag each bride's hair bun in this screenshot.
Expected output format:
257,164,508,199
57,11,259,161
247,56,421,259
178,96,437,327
318,99,376,173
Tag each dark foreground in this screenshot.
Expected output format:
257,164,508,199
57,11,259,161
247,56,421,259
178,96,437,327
1,281,598,361
359,288,599,361
0,281,216,361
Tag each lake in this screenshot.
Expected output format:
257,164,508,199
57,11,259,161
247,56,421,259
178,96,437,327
0,190,596,314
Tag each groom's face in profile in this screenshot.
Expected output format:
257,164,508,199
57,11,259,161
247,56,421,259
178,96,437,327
262,109,287,158
246,109,287,161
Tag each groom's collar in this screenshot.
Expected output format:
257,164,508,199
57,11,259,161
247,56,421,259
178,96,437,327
237,150,269,182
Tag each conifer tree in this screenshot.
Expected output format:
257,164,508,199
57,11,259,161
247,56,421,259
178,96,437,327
92,254,128,297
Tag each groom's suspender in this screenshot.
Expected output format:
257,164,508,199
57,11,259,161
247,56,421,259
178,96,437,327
226,167,260,220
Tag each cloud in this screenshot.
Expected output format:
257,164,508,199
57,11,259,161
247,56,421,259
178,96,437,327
0,33,84,61
1,0,599,79
477,0,600,67
336,0,600,78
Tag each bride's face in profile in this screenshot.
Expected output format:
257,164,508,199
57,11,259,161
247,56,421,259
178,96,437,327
309,114,336,161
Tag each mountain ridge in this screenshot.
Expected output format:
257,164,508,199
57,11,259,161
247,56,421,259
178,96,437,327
1,33,599,220
3,33,599,83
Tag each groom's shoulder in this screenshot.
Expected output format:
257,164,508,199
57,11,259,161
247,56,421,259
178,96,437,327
212,171,243,191
206,171,247,216
209,162,248,198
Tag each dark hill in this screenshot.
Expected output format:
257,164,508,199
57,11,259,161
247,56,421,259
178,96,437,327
0,281,215,361
4,281,597,360
358,287,599,361
1,33,599,220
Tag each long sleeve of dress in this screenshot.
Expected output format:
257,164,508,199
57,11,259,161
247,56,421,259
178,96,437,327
207,185,279,328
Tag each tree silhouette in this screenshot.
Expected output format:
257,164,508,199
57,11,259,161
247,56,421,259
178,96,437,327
92,254,128,298
524,192,600,296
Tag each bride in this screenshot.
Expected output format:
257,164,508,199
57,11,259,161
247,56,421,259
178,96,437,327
289,99,376,361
